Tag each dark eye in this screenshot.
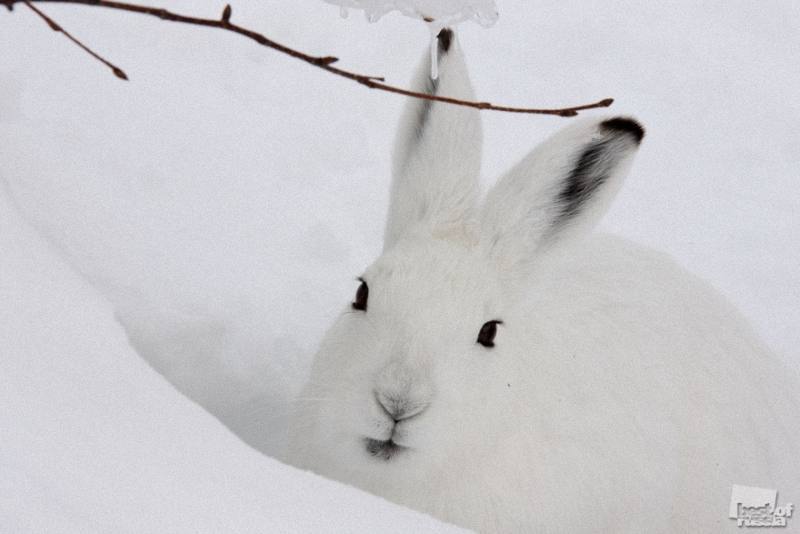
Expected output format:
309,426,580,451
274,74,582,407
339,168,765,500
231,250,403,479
477,320,502,348
352,279,368,311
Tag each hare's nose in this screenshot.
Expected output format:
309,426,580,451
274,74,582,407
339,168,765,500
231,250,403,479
374,359,434,421
374,390,428,422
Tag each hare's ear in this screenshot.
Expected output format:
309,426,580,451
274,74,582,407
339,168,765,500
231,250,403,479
384,29,482,249
480,117,644,281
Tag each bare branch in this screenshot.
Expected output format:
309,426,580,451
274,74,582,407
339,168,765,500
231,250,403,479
22,1,128,79
3,0,615,117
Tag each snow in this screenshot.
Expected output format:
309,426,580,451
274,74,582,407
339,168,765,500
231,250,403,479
0,190,462,532
1,0,799,531
325,0,499,27
323,0,499,78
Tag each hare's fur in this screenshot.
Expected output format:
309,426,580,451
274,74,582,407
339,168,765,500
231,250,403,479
287,31,799,533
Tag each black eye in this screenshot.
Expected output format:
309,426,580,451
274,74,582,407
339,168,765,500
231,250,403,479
477,320,502,348
352,279,368,311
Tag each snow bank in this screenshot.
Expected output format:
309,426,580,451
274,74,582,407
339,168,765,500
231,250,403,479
0,192,462,532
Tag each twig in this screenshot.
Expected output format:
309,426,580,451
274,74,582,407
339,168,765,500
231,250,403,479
3,0,614,117
21,1,127,80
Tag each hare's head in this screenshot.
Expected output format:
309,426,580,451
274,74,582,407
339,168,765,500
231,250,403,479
296,30,644,485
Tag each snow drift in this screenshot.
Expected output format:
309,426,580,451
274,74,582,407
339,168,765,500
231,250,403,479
0,192,461,531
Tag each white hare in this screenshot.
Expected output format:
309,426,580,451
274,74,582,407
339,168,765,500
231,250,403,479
288,30,800,533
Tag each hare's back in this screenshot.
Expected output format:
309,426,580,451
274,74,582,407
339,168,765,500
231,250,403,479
508,233,799,532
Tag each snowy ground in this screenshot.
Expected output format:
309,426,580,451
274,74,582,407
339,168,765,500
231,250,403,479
0,190,462,533
1,0,799,531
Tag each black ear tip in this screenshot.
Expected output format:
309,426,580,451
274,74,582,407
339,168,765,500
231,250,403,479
601,117,645,144
437,28,454,53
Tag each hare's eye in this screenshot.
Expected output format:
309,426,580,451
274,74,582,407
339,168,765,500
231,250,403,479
352,279,369,311
477,320,502,348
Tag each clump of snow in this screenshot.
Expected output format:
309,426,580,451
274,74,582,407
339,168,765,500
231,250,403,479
326,0,499,27
325,0,499,78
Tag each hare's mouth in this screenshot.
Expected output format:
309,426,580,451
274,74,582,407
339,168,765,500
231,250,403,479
363,437,406,461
